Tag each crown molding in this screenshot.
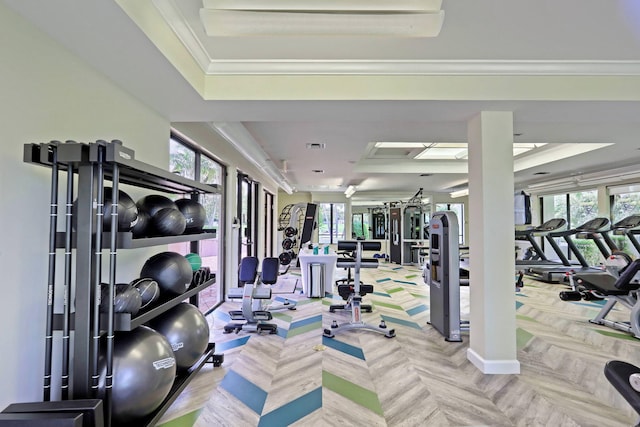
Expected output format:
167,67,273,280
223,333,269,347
151,1,640,77
206,59,640,76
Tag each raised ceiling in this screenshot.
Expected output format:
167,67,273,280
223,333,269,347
5,0,640,201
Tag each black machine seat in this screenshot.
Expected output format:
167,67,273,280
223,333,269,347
336,257,379,269
259,257,280,285
575,259,640,295
239,256,259,286
604,360,640,418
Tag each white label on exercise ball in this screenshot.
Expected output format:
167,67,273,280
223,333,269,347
172,342,184,351
153,357,176,370
630,373,640,392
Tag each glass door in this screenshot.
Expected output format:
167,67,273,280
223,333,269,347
237,173,258,259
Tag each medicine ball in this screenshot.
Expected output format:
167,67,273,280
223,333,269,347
131,209,150,238
184,253,202,271
175,199,207,234
103,188,139,232
100,283,142,315
150,207,187,236
148,303,209,370
72,188,138,232
140,252,192,295
136,194,178,218
98,326,176,423
130,278,160,309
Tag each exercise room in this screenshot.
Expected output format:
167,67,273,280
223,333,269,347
2,1,640,426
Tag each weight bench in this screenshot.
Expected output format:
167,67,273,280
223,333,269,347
570,258,640,339
324,241,396,339
604,360,640,426
224,256,277,334
257,257,297,312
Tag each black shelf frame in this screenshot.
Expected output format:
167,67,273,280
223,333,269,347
25,140,222,427
54,229,217,249
24,141,220,195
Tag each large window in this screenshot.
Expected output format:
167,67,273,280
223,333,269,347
351,212,370,240
541,190,603,266
318,203,345,244
610,187,640,257
436,203,465,244
169,135,224,315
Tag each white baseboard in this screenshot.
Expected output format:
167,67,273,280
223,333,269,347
467,348,520,374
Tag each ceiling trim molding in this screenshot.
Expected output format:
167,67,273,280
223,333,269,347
205,59,640,76
152,0,213,72
147,1,640,77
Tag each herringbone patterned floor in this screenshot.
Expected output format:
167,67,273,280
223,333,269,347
158,263,640,427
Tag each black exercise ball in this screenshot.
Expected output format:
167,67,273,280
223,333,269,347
131,209,150,238
148,303,210,370
72,188,138,232
136,194,178,218
100,283,142,315
103,188,139,232
150,208,186,236
130,278,160,309
175,199,207,234
140,252,193,295
98,326,176,423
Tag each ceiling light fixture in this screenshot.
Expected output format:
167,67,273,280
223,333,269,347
449,188,469,198
200,0,445,37
345,185,357,198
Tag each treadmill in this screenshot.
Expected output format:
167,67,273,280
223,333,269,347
610,214,640,253
526,217,611,283
515,218,577,270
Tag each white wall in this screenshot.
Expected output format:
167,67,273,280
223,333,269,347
0,3,171,408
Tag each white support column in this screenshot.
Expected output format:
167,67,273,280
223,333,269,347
467,111,520,374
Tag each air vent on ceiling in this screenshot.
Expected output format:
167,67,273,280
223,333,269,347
533,172,550,175
306,143,326,150
312,169,324,174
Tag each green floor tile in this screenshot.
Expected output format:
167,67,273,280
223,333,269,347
322,371,383,416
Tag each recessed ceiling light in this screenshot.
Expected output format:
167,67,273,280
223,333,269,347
306,143,326,150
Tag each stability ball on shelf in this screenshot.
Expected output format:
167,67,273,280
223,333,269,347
140,252,193,295
148,303,210,370
175,199,207,234
98,326,176,423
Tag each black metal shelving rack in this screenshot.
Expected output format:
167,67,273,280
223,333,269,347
24,140,223,427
